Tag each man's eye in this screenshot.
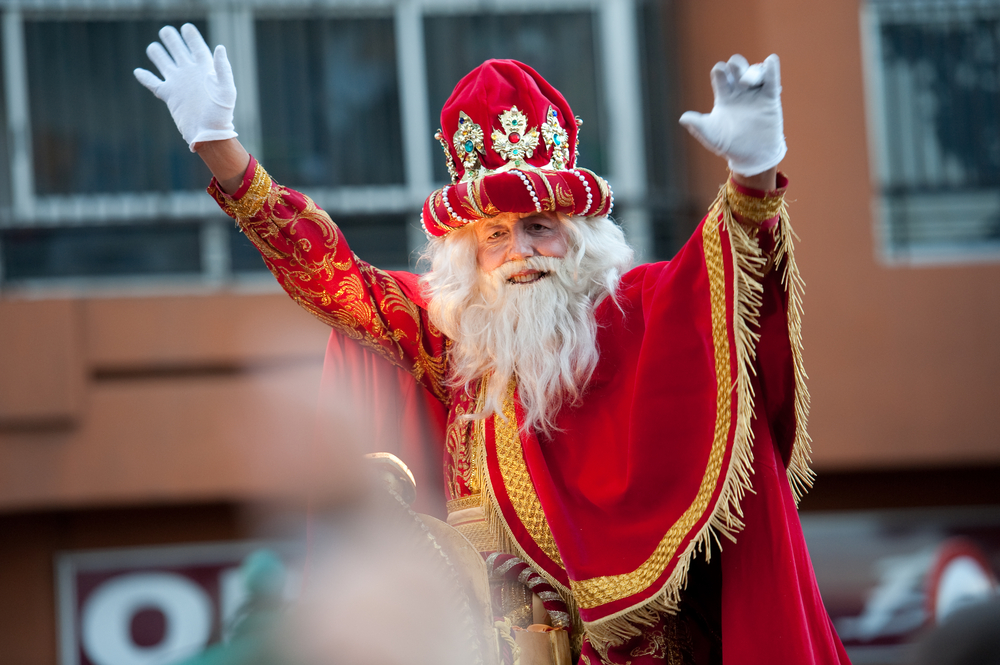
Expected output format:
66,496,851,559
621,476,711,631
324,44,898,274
489,231,504,239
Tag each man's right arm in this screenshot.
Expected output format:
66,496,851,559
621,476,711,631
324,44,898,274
205,152,450,405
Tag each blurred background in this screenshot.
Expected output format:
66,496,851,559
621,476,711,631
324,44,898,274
0,0,998,663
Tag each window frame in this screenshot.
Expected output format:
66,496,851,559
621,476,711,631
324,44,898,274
0,0,652,292
861,0,1000,266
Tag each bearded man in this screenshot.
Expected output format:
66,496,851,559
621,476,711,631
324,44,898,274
136,24,851,665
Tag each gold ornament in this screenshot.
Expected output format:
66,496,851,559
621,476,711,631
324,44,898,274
541,106,570,170
452,111,486,180
491,106,540,168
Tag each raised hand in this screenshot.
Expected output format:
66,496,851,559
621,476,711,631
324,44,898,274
134,23,238,151
679,54,786,177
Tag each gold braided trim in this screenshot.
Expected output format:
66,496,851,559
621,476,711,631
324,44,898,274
582,186,767,650
447,494,484,513
725,177,784,224
478,377,585,644
493,379,564,568
224,162,272,220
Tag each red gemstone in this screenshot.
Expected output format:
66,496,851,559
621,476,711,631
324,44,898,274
509,132,521,144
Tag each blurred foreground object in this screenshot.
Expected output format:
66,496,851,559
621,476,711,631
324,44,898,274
911,597,1000,665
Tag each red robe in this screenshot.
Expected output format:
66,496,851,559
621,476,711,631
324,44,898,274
209,158,850,665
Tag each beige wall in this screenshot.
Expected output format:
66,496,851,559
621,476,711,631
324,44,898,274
0,294,329,511
676,0,1000,470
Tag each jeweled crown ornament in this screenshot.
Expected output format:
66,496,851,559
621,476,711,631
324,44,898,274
423,59,613,238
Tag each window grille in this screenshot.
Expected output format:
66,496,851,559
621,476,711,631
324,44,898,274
864,0,1000,262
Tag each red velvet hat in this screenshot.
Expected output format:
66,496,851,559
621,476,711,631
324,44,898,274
422,59,614,238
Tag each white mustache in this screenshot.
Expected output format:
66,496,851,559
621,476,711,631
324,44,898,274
491,255,564,283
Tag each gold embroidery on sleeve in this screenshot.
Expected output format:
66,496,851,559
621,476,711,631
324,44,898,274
225,163,272,219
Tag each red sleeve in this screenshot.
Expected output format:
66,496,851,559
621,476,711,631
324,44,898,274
208,157,449,404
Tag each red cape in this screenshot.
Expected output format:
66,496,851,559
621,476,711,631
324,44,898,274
320,191,849,664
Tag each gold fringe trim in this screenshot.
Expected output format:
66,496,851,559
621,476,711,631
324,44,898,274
772,203,816,501
582,184,813,658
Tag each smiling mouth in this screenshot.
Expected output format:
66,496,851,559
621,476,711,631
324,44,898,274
507,270,550,285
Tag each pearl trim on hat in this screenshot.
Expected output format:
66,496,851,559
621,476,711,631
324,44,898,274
571,169,594,215
511,169,542,213
443,186,474,224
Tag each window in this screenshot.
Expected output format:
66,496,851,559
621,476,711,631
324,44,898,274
863,0,1000,263
0,0,682,292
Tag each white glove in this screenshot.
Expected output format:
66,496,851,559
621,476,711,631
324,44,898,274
679,54,786,176
134,24,237,151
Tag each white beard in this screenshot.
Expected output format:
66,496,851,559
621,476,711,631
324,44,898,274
422,215,633,435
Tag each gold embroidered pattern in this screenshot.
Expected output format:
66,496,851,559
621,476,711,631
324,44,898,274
225,162,271,219
554,182,575,209
726,177,784,223
494,380,564,567
444,384,482,498
222,165,450,405
568,218,732,610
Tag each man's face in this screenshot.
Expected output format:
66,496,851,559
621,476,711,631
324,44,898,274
474,213,569,278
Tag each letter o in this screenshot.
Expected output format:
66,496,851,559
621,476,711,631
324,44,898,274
81,572,212,665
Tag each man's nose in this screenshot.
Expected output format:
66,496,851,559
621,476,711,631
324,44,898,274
507,227,534,261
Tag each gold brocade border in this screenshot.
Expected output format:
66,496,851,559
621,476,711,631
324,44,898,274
725,178,784,224
447,494,484,513
568,220,733,610
493,380,565,568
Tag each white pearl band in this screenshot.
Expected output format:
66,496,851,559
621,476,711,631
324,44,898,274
511,169,543,213
572,170,594,215
443,186,474,224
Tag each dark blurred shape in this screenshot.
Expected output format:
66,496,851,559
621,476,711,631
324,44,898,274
799,465,1000,512
2,223,201,279
637,0,697,259
424,11,605,181
365,452,417,507
911,597,1000,665
25,18,211,194
256,17,404,188
881,17,1000,190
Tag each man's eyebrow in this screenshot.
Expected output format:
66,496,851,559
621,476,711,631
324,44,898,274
479,222,506,234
